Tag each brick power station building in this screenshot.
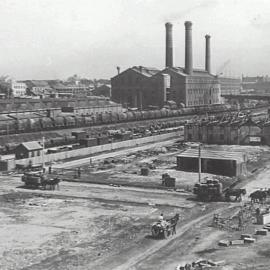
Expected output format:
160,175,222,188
111,21,224,109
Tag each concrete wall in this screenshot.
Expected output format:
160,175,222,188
15,131,181,166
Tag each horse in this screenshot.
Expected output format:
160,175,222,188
151,213,179,238
167,213,180,235
250,190,267,204
225,188,246,202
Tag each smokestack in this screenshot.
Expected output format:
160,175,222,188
117,66,120,75
165,22,173,68
205,35,211,73
184,21,193,75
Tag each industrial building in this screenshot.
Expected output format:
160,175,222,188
11,81,27,97
184,117,267,145
219,77,242,95
176,148,247,177
111,21,240,109
242,75,270,94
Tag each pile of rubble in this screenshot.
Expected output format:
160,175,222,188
176,258,224,269
212,204,256,231
219,223,270,248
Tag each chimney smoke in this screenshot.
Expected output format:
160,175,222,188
205,35,211,73
165,22,173,68
184,21,193,75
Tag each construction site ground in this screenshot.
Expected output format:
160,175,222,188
1,142,270,269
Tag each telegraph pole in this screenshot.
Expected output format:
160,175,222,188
42,136,45,170
198,143,201,183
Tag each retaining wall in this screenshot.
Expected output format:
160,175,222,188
15,131,181,166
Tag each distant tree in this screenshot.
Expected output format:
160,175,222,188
0,75,12,98
66,74,80,83
97,79,110,85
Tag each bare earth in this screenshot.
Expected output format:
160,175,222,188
1,143,270,269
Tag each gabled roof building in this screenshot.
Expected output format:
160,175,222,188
111,21,221,109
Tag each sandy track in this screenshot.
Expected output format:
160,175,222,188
112,205,234,270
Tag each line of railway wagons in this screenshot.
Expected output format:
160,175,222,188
1,120,184,156
0,105,231,136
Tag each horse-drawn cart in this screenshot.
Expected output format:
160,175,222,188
151,214,179,239
21,172,60,190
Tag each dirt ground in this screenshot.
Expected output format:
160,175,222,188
1,143,270,269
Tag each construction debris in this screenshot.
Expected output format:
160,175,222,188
255,229,268,235
218,240,230,247
244,237,256,244
240,233,252,240
176,258,224,270
230,239,244,245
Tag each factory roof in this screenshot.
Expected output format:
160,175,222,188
177,148,245,163
111,66,161,79
131,66,160,77
24,80,51,88
169,67,217,78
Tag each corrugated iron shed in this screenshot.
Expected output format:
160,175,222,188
177,148,245,163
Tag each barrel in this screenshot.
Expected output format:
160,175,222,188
141,167,149,176
164,177,176,187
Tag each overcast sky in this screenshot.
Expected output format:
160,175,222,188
0,0,269,80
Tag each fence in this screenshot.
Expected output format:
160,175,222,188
15,131,182,167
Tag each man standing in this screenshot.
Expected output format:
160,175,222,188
158,213,164,222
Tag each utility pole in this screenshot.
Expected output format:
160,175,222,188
198,143,201,183
42,136,45,170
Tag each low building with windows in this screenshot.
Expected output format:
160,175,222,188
11,81,27,97
219,77,242,95
48,81,88,98
24,80,53,98
15,141,43,159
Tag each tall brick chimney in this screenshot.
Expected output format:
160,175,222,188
205,35,211,73
184,21,193,75
165,22,173,68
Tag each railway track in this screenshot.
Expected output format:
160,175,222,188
0,104,267,140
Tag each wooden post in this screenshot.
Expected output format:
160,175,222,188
198,143,201,183
42,136,45,169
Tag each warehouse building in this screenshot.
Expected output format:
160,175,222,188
176,148,247,177
219,77,242,95
111,21,221,109
184,117,263,145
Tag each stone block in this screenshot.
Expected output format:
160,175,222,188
256,229,268,235
244,237,255,243
240,234,252,240
230,239,244,245
218,240,230,247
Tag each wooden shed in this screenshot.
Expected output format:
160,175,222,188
15,141,43,160
176,148,247,177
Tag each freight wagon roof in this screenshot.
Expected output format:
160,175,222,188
8,113,42,120
0,132,61,145
177,149,245,163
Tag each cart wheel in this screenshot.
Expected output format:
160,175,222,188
151,227,159,238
